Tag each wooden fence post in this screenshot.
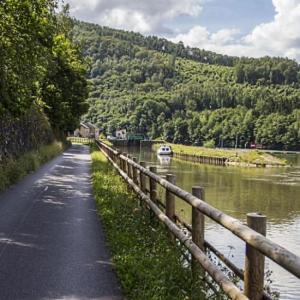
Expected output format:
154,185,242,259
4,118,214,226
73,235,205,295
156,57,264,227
166,174,176,242
116,151,120,167
126,154,132,193
127,155,133,179
192,186,205,294
244,213,267,300
149,166,157,203
123,153,127,173
192,186,205,251
120,155,124,172
132,157,138,185
139,161,146,207
139,161,146,192
149,166,157,220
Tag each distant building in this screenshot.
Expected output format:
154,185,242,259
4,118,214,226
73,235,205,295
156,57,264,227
116,129,127,140
74,122,99,139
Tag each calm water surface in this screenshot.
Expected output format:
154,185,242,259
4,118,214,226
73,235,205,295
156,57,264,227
120,146,300,300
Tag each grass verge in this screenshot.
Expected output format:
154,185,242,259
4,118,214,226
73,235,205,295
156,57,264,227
153,143,286,166
91,146,201,300
0,140,68,192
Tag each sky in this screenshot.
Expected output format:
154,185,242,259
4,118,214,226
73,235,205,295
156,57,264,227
64,0,300,61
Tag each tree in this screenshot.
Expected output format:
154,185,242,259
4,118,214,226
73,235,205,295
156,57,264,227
0,0,57,116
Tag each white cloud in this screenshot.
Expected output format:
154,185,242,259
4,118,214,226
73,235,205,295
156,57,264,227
65,0,203,34
65,0,300,60
172,0,300,60
244,0,300,59
171,26,245,55
101,9,151,33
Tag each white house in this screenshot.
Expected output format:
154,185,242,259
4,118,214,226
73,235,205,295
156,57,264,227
116,129,127,140
74,123,99,139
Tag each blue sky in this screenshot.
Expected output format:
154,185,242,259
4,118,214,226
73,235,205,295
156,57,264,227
169,0,275,36
66,0,300,60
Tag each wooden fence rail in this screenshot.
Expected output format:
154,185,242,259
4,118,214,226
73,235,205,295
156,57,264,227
95,140,300,300
67,137,94,144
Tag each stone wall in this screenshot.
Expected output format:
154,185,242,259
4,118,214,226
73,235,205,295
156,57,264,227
0,107,54,162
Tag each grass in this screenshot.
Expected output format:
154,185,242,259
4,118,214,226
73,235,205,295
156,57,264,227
91,146,205,300
153,143,286,166
0,140,68,192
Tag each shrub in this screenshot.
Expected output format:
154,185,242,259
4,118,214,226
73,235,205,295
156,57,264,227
0,141,66,193
203,140,216,148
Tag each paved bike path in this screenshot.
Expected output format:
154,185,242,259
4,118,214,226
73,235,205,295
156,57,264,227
0,144,122,300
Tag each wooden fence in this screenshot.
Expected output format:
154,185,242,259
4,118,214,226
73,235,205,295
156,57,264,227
67,137,94,144
96,140,300,300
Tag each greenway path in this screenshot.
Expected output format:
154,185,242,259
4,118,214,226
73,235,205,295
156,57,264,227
0,145,122,299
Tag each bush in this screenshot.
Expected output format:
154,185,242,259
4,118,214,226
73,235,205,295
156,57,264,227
0,141,66,193
203,140,216,148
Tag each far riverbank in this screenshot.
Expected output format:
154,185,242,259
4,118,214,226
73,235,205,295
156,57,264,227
152,143,287,167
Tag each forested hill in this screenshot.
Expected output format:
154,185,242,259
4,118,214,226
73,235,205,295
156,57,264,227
74,21,300,150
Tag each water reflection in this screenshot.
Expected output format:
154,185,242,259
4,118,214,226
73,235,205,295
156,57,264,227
157,154,171,166
119,146,300,299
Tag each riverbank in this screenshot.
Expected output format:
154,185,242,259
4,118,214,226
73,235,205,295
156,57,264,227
0,140,68,192
153,143,286,167
91,147,200,299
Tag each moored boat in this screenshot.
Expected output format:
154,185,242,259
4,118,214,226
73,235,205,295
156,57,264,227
157,144,172,155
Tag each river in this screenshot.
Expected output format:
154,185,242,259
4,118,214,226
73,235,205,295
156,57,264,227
118,146,300,300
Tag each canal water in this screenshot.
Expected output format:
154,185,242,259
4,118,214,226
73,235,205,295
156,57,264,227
119,146,300,299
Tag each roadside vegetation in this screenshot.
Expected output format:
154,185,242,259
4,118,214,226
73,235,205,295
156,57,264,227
0,1,88,192
153,143,286,167
91,147,203,300
0,141,68,192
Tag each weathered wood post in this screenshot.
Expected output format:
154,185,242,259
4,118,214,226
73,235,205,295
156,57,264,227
192,186,205,295
127,155,133,179
149,166,157,220
244,213,267,300
139,162,146,192
123,153,128,173
139,161,147,207
116,151,120,167
149,166,157,202
126,154,132,193
192,187,205,251
120,155,124,172
166,174,176,242
132,157,138,185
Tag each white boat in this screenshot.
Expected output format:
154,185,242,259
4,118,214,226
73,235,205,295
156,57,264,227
157,144,172,155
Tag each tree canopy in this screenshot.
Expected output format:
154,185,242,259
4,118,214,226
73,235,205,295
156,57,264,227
0,1,88,131
74,21,300,150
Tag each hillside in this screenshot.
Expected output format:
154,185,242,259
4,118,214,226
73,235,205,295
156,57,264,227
73,21,300,150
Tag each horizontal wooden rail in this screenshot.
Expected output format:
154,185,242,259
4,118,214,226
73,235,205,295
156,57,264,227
96,140,300,299
99,142,248,300
68,137,94,144
153,197,246,283
117,154,300,279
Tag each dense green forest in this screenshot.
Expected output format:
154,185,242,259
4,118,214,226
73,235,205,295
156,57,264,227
0,1,88,133
74,21,300,150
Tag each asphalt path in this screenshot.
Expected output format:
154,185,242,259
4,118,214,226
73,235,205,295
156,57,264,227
0,144,123,300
